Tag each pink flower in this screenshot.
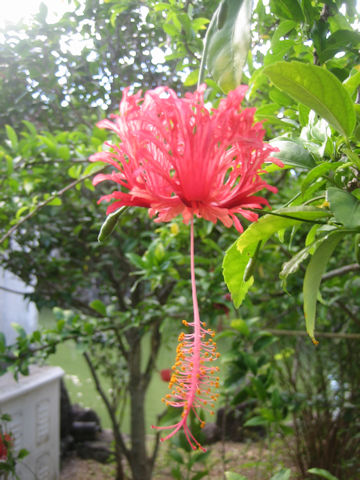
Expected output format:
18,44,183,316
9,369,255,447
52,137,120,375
0,433,12,461
91,85,281,450
90,85,281,233
160,369,172,383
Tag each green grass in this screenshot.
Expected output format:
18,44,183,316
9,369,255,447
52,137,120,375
40,309,229,434
40,309,177,433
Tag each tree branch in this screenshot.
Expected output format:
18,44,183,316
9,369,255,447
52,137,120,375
322,263,360,281
0,167,105,245
83,351,131,461
266,329,360,340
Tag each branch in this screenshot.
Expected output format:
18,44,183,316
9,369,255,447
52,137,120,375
143,319,162,390
0,285,31,295
335,300,360,328
322,263,360,281
266,329,360,340
0,167,105,245
83,351,131,461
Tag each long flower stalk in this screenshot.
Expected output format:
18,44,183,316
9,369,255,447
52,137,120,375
90,84,282,449
153,218,219,450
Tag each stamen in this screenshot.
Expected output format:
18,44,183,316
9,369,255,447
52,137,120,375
152,218,220,450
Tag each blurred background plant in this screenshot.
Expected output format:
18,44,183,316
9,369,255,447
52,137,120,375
0,414,28,479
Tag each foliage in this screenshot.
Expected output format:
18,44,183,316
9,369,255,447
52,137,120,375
1,0,360,479
223,0,360,342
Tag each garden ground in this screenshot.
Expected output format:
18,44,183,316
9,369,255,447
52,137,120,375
60,438,296,479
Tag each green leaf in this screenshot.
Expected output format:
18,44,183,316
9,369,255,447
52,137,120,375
301,162,342,193
202,0,252,93
32,330,41,342
17,448,29,460
237,207,330,253
225,472,248,480
22,120,37,136
307,468,339,480
57,145,70,161
303,232,345,343
328,187,360,228
243,416,267,427
270,0,304,21
48,197,62,206
343,71,360,96
168,450,183,464
5,125,18,151
98,207,128,243
263,61,356,138
319,30,360,63
171,467,182,480
270,139,315,170
280,238,324,289
191,471,208,480
222,241,255,309
253,334,276,352
184,69,200,86
0,333,6,353
89,300,106,316
230,318,250,336
270,469,292,480
223,207,330,308
11,323,27,339
163,23,179,37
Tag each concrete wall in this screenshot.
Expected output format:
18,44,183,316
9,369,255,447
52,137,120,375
0,365,63,480
0,267,38,345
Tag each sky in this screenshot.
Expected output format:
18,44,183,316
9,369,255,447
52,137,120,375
0,0,70,28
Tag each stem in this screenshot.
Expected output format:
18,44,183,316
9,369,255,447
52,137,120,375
251,208,328,224
189,218,201,410
83,351,128,480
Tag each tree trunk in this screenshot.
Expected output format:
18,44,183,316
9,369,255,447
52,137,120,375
127,330,152,480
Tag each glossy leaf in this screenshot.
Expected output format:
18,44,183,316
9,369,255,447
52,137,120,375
328,187,360,228
202,0,252,93
319,30,360,63
5,125,18,151
303,232,345,343
264,61,356,138
237,207,330,253
223,208,330,307
270,0,304,21
301,162,342,193
89,300,107,316
270,139,315,170
307,468,339,480
223,241,255,308
270,469,292,480
280,238,324,289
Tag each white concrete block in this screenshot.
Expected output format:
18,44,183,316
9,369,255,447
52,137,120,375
0,365,63,480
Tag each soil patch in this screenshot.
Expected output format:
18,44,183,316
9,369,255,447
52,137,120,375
60,438,296,479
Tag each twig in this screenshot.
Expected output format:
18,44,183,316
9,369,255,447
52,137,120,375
322,263,360,281
0,285,31,295
266,329,360,340
0,167,105,245
83,351,131,462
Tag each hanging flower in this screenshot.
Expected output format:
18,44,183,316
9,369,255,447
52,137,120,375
91,85,282,449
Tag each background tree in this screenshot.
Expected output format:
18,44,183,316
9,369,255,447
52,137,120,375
1,0,360,479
